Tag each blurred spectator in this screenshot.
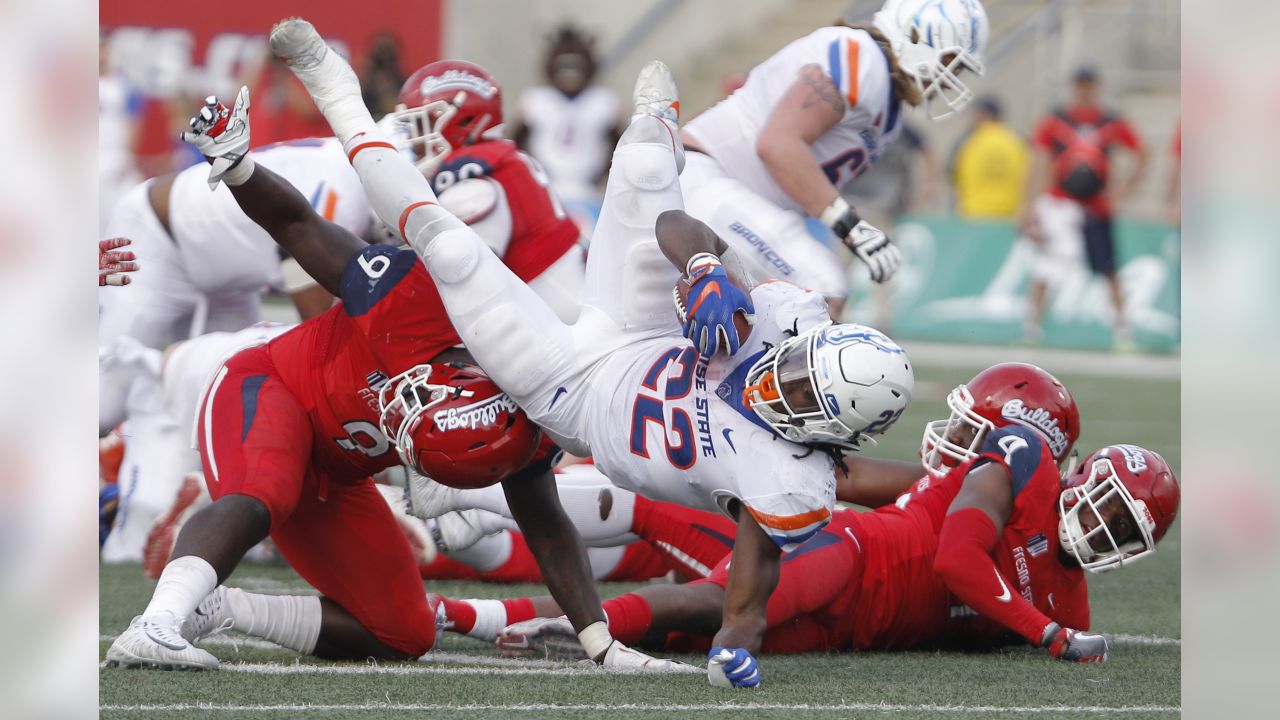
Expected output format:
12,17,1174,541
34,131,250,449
514,25,620,215
251,56,333,146
948,97,1029,219
1167,120,1181,226
361,32,406,119
98,32,142,234
1020,66,1148,350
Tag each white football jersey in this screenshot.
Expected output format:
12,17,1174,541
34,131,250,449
167,138,371,295
684,26,905,212
518,85,618,202
588,281,836,551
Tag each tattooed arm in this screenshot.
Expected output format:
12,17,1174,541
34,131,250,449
755,64,846,218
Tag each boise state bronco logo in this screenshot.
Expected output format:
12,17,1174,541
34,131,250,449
816,326,903,354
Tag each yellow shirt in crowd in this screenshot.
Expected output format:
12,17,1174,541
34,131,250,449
953,122,1030,219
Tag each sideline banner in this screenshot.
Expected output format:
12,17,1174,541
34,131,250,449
843,216,1181,353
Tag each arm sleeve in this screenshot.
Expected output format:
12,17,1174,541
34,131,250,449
934,507,1052,645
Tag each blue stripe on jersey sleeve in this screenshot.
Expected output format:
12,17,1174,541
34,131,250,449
978,425,1045,498
340,245,420,317
827,39,843,96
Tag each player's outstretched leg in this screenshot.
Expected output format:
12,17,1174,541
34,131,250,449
579,61,685,338
272,18,587,437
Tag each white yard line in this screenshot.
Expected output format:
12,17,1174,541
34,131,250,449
1112,634,1182,646
900,341,1180,380
100,701,1181,714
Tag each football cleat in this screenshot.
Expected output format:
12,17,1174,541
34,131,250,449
106,613,220,671
269,18,369,143
181,586,233,644
601,641,702,674
430,510,491,553
405,469,463,520
496,616,588,660
142,473,205,580
376,483,439,565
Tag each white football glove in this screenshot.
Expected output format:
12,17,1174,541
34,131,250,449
600,641,702,674
180,86,253,190
844,219,902,284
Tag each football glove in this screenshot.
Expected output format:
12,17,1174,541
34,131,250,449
600,640,702,674
707,646,761,688
680,253,755,358
98,237,138,286
180,86,254,190
1041,622,1109,663
821,197,902,284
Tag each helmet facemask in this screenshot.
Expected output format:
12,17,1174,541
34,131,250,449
377,364,474,474
921,384,994,476
743,323,866,449
390,95,463,177
1058,457,1158,573
898,41,984,120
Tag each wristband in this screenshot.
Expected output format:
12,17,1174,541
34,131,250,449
819,196,860,238
223,154,256,187
578,620,613,660
685,252,720,278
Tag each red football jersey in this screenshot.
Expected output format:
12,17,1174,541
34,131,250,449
431,139,580,279
1032,105,1142,218
265,244,549,483
830,426,1090,650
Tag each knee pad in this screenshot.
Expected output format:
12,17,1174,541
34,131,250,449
419,227,485,284
617,143,679,192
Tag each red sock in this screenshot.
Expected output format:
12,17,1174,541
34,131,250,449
603,593,653,645
501,597,537,626
631,495,736,580
440,597,477,634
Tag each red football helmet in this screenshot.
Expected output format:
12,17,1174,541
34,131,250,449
1058,444,1180,573
377,363,538,489
921,362,1080,476
390,60,503,175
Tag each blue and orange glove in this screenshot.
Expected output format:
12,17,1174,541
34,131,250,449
1042,622,1109,663
707,646,761,688
680,253,754,358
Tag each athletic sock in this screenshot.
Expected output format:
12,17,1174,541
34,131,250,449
602,593,654,646
441,597,537,642
142,555,217,623
223,588,322,655
631,495,736,580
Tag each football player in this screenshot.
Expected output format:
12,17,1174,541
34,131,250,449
106,83,687,674
389,60,586,323
438,365,1178,683
267,18,915,687
680,0,989,315
98,133,371,437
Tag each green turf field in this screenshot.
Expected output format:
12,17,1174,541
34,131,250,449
100,361,1180,719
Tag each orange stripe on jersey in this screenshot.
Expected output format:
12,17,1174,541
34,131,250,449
845,40,860,107
398,201,436,241
321,191,337,221
747,504,831,532
347,141,395,163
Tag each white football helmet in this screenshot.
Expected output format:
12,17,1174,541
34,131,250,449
743,322,914,450
872,0,990,120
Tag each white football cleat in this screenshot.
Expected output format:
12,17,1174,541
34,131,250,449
376,483,438,565
632,60,680,124
181,586,233,644
405,469,462,519
106,613,220,671
268,17,371,143
496,616,587,660
430,510,489,553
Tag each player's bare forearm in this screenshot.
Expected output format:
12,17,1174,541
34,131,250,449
226,164,366,295
756,65,843,218
711,508,780,653
502,468,607,636
656,210,728,269
837,456,925,508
